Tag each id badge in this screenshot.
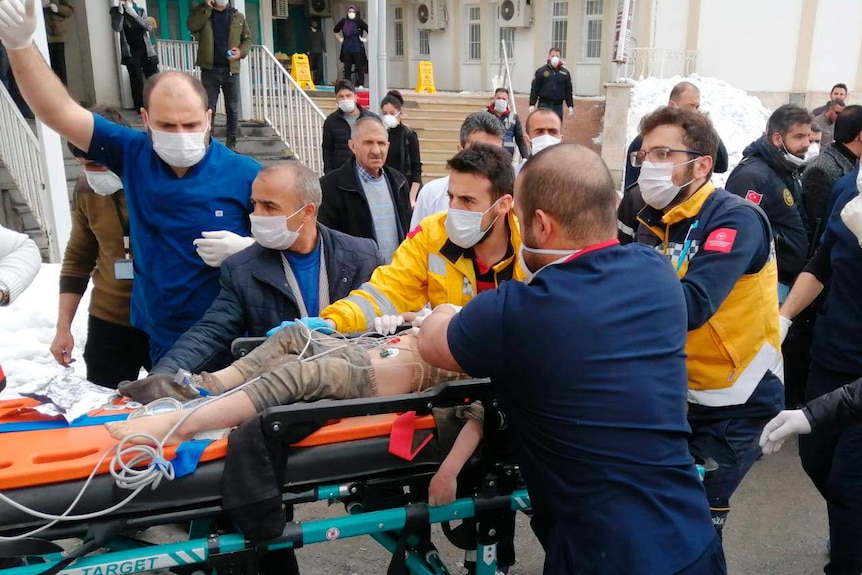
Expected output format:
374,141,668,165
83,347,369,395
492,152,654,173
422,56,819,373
114,259,134,280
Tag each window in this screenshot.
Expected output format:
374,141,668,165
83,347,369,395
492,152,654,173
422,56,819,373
393,6,404,57
418,30,431,57
466,5,481,61
492,4,515,62
583,0,603,61
549,1,568,59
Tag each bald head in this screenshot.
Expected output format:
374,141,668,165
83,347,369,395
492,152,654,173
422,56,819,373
517,144,617,244
143,71,208,111
669,81,701,110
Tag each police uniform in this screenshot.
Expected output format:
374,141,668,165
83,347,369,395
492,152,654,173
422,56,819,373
636,182,784,533
528,63,573,120
321,211,524,332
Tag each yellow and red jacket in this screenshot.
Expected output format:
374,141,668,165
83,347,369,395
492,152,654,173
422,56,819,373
322,211,524,333
637,182,783,410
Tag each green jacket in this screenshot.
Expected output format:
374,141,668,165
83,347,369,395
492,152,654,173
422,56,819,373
187,4,252,74
44,0,74,43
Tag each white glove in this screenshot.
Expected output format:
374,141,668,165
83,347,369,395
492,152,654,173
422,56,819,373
0,0,37,50
409,307,433,336
48,2,57,12
528,105,536,114
359,35,368,43
193,230,255,267
373,314,403,335
759,410,812,455
338,37,343,43
567,107,574,117
779,315,792,344
840,194,862,246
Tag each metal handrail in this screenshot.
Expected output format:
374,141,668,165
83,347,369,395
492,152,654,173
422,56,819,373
0,82,47,230
248,45,326,174
622,48,698,80
155,39,326,173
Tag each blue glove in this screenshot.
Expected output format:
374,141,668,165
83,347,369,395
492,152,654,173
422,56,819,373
266,317,334,337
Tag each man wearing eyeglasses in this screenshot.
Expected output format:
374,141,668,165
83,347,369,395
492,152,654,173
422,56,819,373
631,106,784,538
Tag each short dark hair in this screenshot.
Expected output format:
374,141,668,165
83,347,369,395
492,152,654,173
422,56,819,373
494,87,509,98
524,108,561,134
827,98,846,110
548,47,561,55
459,111,505,147
335,79,356,94
446,143,514,201
834,105,862,143
68,107,129,157
380,89,404,111
518,144,617,244
142,71,207,110
832,83,848,93
639,106,720,178
766,104,813,138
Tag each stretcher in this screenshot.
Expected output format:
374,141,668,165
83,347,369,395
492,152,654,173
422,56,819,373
0,379,530,575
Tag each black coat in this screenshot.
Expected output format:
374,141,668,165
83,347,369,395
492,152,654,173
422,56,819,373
725,137,810,285
805,376,862,434
318,157,412,247
321,105,379,173
150,224,382,375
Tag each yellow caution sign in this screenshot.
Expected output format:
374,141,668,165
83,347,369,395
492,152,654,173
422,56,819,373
290,53,316,90
415,61,437,94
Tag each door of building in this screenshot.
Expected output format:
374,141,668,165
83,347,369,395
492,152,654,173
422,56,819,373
147,0,261,42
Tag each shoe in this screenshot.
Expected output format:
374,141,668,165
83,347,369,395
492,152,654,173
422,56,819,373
226,136,237,151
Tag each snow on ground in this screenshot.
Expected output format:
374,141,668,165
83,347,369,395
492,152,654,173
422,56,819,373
1,264,91,393
627,75,773,187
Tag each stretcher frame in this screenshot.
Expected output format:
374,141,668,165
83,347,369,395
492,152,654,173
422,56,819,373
0,381,532,575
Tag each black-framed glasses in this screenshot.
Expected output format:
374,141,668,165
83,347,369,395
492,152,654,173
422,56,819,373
630,147,704,168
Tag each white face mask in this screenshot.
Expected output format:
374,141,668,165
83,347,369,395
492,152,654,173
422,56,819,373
250,205,307,251
214,0,229,7
638,159,696,210
530,134,561,154
804,142,820,162
84,170,123,196
549,56,560,68
338,99,357,113
445,198,502,249
382,114,399,129
781,142,807,168
149,125,209,168
519,244,580,284
493,99,508,113
347,11,356,19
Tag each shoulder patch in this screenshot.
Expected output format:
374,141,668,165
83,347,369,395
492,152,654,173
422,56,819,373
745,190,763,205
704,228,737,253
783,189,794,206
543,70,550,78
407,225,422,239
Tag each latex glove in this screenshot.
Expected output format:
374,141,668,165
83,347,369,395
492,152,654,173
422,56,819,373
0,0,38,50
841,194,862,246
759,410,812,455
373,314,403,335
49,328,75,367
428,468,457,506
193,230,255,267
409,307,433,336
48,2,56,12
338,36,343,43
567,107,574,117
266,317,335,337
528,105,536,113
359,35,368,43
779,315,792,344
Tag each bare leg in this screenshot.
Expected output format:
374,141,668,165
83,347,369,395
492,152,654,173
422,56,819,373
106,390,257,446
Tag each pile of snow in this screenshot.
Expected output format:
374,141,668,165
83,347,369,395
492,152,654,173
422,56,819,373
627,75,773,187
1,264,90,393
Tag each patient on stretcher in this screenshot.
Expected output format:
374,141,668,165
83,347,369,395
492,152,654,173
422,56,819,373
106,323,476,445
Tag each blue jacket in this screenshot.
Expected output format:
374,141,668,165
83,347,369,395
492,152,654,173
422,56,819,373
151,224,382,375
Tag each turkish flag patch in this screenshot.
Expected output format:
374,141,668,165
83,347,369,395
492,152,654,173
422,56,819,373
704,228,737,253
745,190,763,205
407,225,422,239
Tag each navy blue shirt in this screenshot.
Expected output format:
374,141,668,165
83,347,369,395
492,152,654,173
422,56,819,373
811,169,862,376
447,241,718,574
86,113,260,361
210,8,231,66
284,238,321,317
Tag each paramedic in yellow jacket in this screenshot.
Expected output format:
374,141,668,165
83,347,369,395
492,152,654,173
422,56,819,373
268,143,523,335
631,106,784,537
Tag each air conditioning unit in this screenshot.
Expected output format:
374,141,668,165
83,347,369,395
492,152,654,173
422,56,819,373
417,1,446,31
498,0,532,28
308,0,331,17
272,0,288,19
